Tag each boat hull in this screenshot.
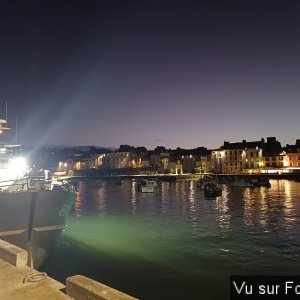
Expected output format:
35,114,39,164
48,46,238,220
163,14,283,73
0,189,76,268
231,182,253,187
141,186,156,193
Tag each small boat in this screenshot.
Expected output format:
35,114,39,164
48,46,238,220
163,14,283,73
88,179,105,188
217,176,233,184
196,175,214,190
250,177,271,188
139,179,158,193
141,185,156,193
203,182,222,198
231,178,253,187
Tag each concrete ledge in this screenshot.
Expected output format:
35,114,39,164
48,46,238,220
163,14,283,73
66,275,139,300
0,258,70,300
0,239,28,267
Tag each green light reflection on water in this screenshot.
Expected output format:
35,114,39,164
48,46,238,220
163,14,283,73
64,213,212,274
43,179,300,300
60,212,228,300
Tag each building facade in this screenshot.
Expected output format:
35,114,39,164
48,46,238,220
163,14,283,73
102,151,141,169
212,138,283,174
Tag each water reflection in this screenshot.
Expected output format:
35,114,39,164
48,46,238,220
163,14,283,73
47,178,300,300
281,180,294,224
216,185,231,229
243,187,257,228
130,180,137,214
73,184,83,216
74,181,99,215
186,181,197,228
95,184,106,214
160,182,170,214
226,180,300,233
74,179,300,231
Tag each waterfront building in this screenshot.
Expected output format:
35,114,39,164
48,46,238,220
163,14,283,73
65,150,108,171
261,154,287,169
212,139,264,174
286,153,300,168
140,154,150,168
259,137,287,173
74,157,91,170
285,140,300,171
181,155,196,173
49,137,300,176
102,151,141,169
212,137,283,174
58,158,75,175
150,153,170,170
53,146,111,172
168,147,210,174
196,153,213,173
149,147,170,172
59,154,104,172
168,160,183,174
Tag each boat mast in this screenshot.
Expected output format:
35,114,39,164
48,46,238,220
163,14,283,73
15,116,18,144
5,101,8,127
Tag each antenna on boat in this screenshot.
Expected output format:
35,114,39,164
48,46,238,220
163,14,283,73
15,116,18,144
5,100,8,127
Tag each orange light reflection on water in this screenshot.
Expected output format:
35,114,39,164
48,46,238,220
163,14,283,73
216,185,231,230
241,180,299,230
130,180,137,214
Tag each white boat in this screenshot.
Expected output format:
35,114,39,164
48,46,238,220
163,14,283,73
0,118,76,269
139,179,158,193
141,185,156,193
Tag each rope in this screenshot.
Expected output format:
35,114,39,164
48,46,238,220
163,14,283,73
23,272,48,283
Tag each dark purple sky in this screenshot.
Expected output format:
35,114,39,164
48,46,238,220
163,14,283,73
1,0,300,149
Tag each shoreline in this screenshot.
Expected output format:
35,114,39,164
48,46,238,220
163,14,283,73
60,172,300,182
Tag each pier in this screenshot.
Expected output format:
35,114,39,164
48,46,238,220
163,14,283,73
0,239,138,300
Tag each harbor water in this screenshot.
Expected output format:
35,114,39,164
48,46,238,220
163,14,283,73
41,179,300,300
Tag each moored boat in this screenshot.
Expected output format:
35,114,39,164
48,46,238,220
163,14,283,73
138,179,158,193
203,182,222,198
249,176,271,188
88,178,105,188
0,117,76,268
196,175,215,189
141,185,156,193
231,178,253,187
0,180,76,268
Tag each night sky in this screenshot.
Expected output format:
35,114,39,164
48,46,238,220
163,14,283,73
1,0,300,149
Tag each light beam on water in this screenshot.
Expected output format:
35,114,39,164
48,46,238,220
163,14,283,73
42,179,300,300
